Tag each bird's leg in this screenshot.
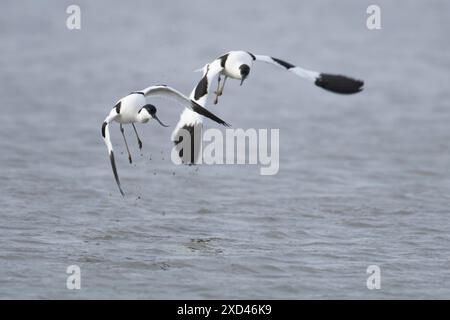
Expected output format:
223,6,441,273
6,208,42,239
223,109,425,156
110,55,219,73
132,123,143,150
120,124,133,164
219,76,227,95
213,75,222,105
214,76,227,104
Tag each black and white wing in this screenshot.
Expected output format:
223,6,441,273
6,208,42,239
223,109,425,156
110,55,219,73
253,54,364,94
137,84,229,126
101,108,124,196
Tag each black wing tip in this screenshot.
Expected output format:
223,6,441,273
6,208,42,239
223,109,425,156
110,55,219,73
118,183,125,197
315,73,364,94
109,151,125,196
190,101,231,127
213,117,231,128
212,115,231,127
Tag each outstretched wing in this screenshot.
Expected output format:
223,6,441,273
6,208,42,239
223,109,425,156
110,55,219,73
254,54,364,94
101,109,124,196
137,84,229,126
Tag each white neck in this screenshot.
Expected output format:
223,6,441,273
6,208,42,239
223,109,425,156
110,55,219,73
137,110,150,123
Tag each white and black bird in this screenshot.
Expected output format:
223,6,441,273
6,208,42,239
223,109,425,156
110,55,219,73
171,50,364,165
193,50,364,104
171,83,209,165
102,85,229,196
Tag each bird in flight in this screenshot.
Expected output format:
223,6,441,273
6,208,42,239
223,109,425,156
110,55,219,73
193,50,364,104
171,50,364,165
102,85,229,196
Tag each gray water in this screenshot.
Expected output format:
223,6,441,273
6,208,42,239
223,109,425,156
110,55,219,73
1,0,450,299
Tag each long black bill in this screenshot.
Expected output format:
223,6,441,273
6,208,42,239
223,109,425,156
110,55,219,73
110,151,125,196
240,76,247,86
315,73,364,94
153,114,169,127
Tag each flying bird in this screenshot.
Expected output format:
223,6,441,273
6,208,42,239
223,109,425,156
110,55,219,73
171,50,364,164
193,50,364,104
102,85,229,196
171,85,207,165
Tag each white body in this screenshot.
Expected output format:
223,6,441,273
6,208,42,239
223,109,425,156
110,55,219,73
114,94,146,124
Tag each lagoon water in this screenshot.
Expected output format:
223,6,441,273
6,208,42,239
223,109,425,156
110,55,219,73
1,0,450,299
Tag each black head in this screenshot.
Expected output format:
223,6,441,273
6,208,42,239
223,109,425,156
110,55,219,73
142,104,157,115
239,64,250,85
140,104,169,127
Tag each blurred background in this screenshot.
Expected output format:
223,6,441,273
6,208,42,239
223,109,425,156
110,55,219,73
0,0,449,299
